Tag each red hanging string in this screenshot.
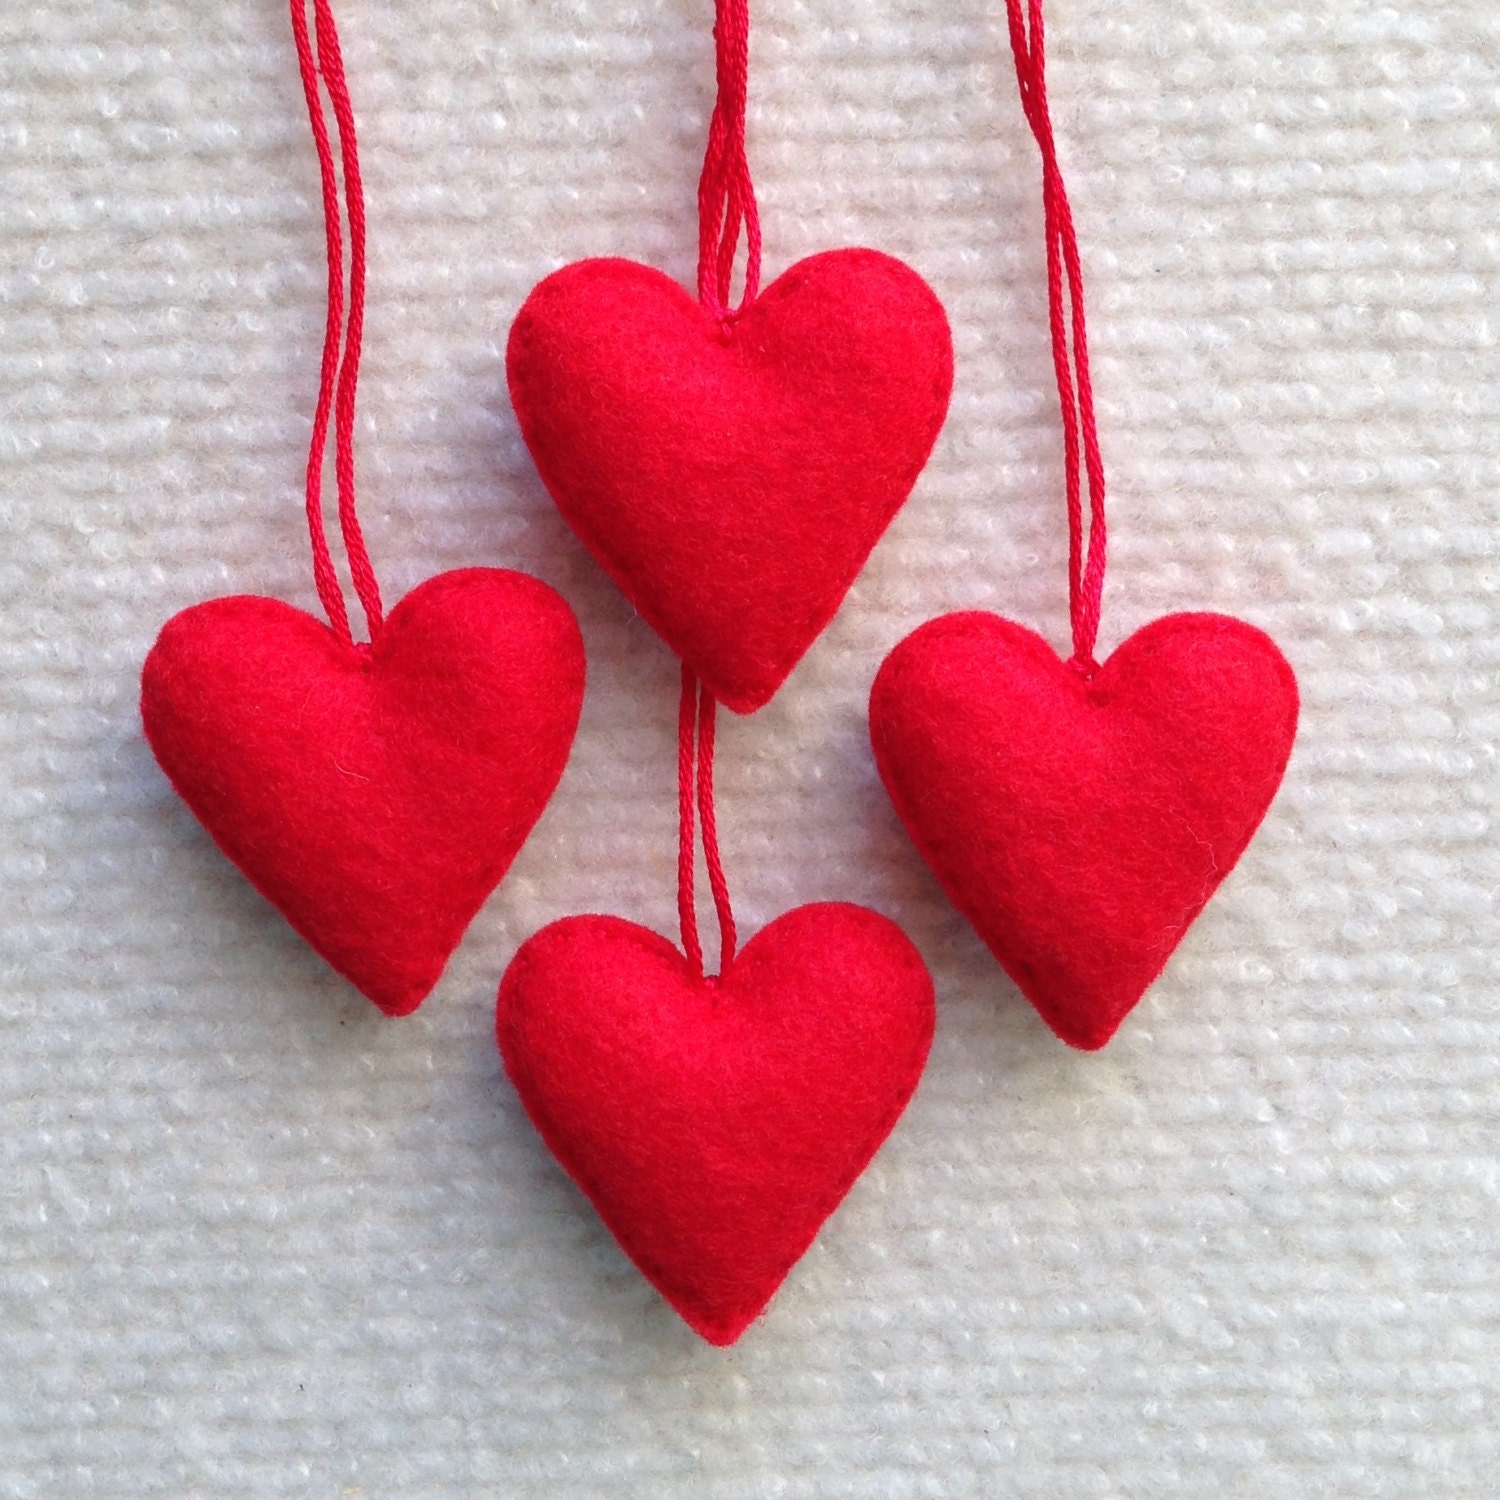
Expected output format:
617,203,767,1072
677,666,737,978
1004,0,1107,669
676,665,705,977
674,0,753,974
696,0,761,320
290,0,349,640
290,0,385,644
312,0,384,638
695,682,738,970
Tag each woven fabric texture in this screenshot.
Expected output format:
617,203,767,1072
1,0,1496,1495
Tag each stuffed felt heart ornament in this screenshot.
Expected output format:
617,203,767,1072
870,611,1298,1050
506,249,954,714
141,568,585,1016
496,902,935,1345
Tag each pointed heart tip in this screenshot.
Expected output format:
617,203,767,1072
367,987,428,1019
677,1304,762,1347
1048,1014,1125,1052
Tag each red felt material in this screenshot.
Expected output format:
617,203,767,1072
870,611,1298,1050
141,568,585,1016
496,903,936,1345
506,250,954,714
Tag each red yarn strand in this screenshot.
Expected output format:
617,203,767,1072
290,0,384,643
695,685,738,970
677,664,706,977
312,0,384,638
696,0,761,320
677,665,737,977
675,0,750,971
290,0,351,642
1004,0,1107,667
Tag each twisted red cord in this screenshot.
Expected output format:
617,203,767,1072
1004,0,1107,668
290,0,349,641
677,666,737,978
312,0,384,638
695,683,738,970
676,664,705,976
290,0,384,643
675,0,753,973
696,0,761,320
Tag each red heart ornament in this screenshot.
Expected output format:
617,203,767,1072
141,568,585,1016
870,611,1298,1050
506,250,954,714
496,903,935,1345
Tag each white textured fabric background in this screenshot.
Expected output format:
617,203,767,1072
1,0,1496,1494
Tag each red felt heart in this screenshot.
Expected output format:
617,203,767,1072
141,568,585,1016
496,903,935,1345
506,250,954,714
870,611,1298,1050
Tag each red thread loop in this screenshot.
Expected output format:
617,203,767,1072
677,665,738,978
1004,0,1107,667
291,0,384,645
696,0,761,321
